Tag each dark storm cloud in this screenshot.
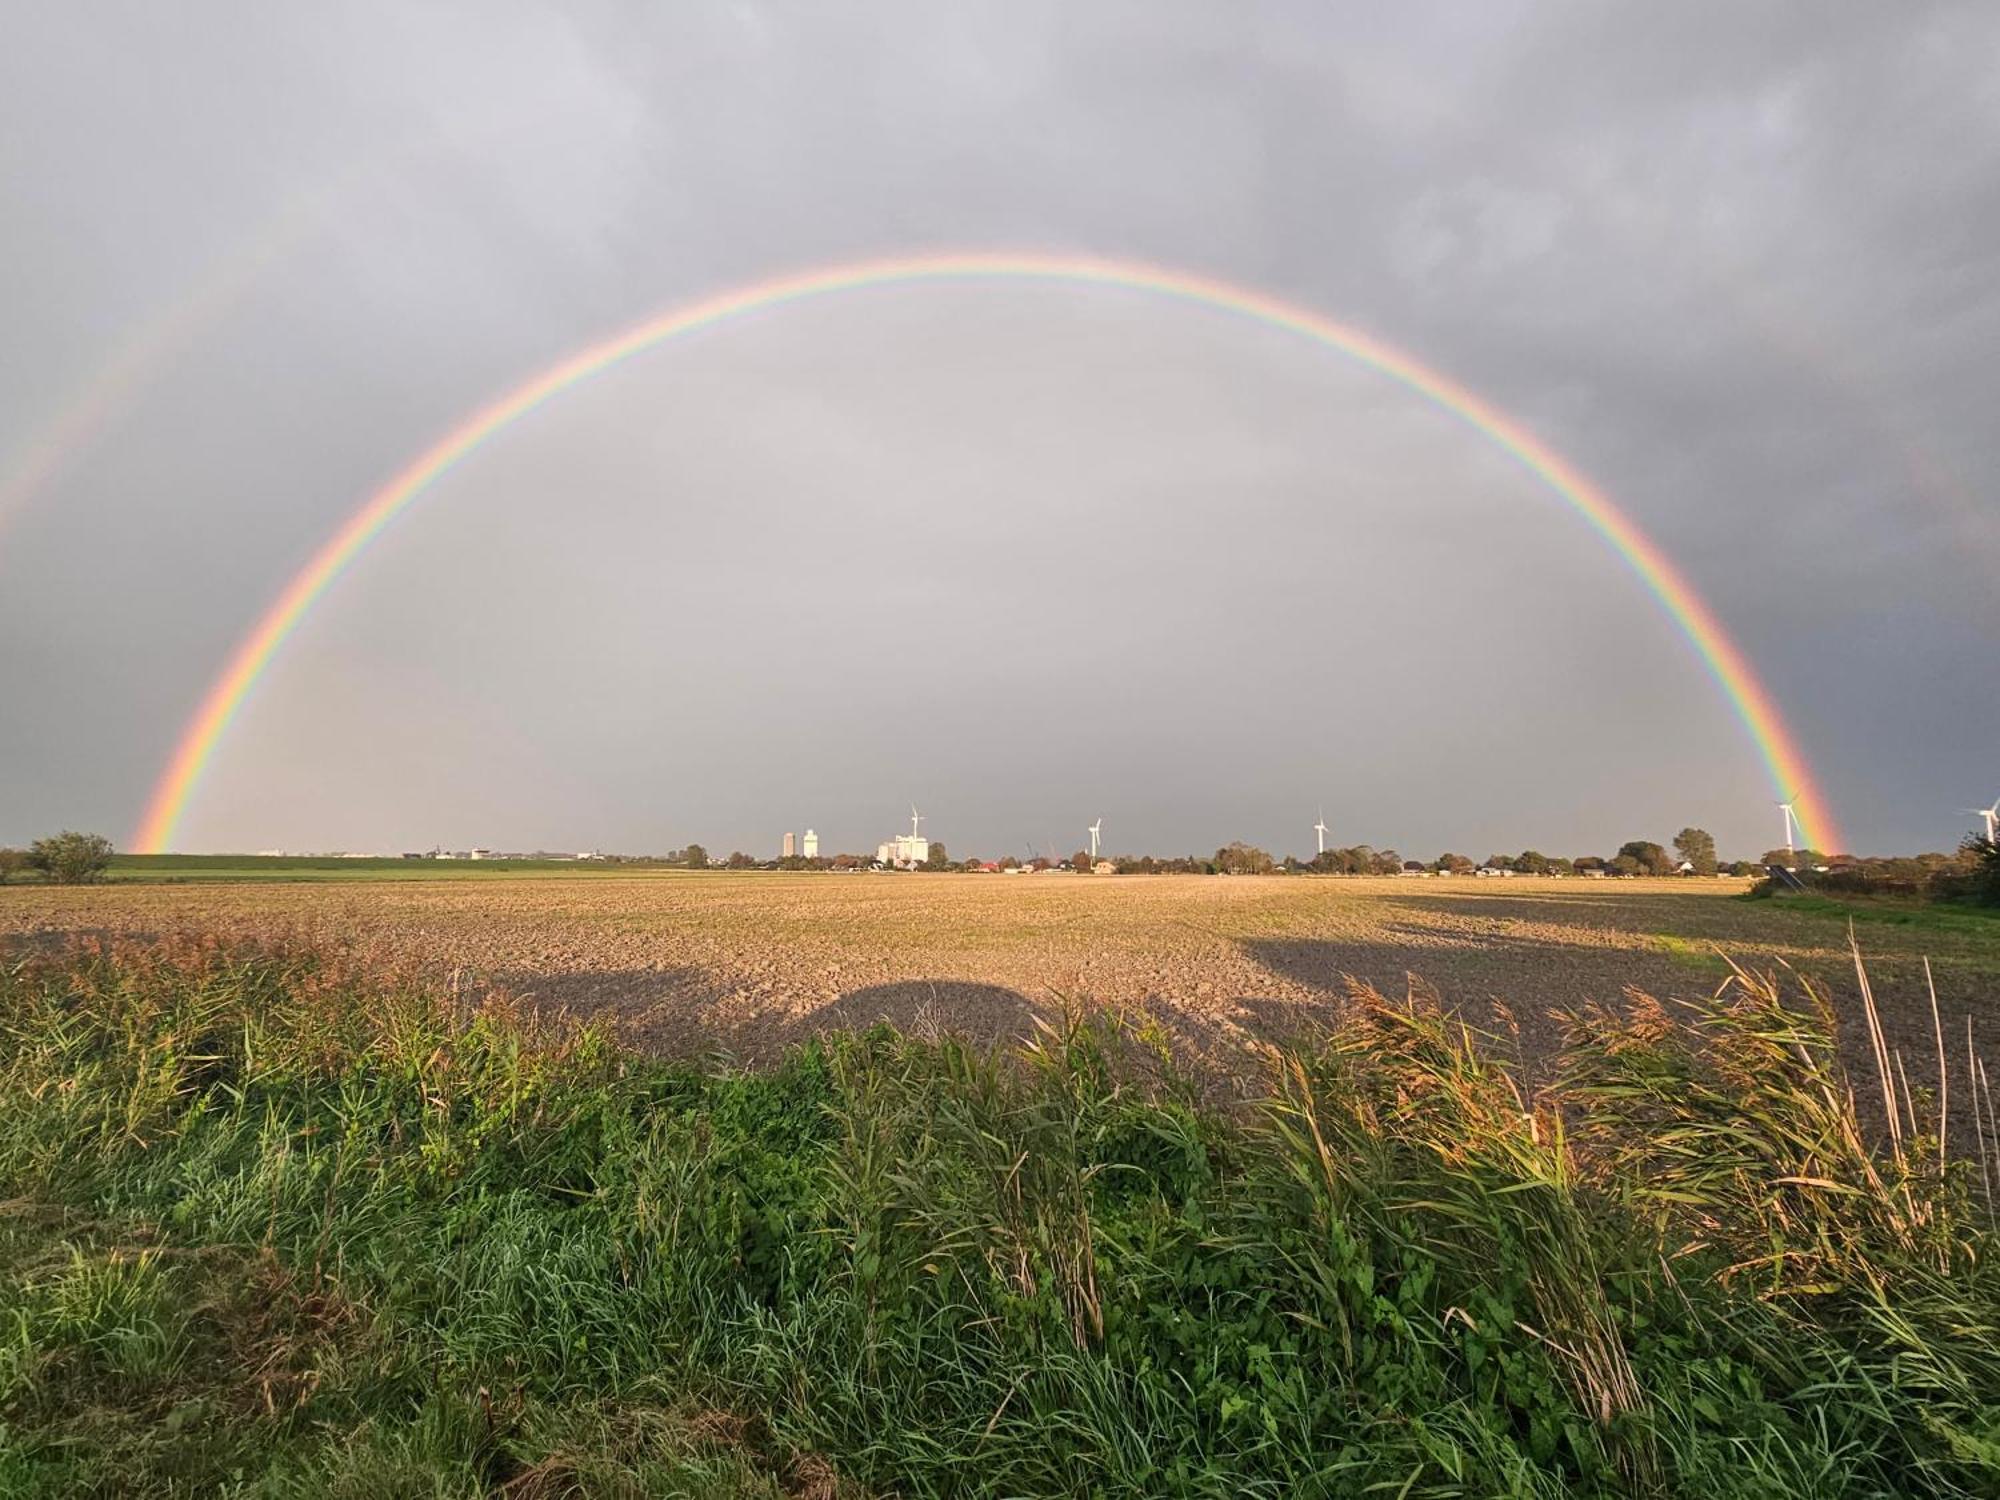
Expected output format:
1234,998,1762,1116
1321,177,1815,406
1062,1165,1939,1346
1,1,1993,858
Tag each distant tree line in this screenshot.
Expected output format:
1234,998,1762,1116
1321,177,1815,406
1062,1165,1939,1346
486,818,1830,880
1290,845,1404,875
1782,840,1993,905
552,832,2000,899
37,821,1979,898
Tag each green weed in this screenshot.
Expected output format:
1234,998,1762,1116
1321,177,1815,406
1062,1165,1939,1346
0,936,1994,1496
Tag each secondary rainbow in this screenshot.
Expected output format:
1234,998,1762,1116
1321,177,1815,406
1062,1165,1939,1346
133,251,1842,854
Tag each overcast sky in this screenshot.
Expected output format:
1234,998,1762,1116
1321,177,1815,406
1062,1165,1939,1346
2,1,1994,861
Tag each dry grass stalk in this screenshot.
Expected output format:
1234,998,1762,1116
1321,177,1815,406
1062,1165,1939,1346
1980,1054,1999,1224
1969,1016,1992,1215
1895,1047,1919,1146
1851,927,1902,1158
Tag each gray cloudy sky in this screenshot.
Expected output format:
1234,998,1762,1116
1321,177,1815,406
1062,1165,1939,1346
1,1,1995,861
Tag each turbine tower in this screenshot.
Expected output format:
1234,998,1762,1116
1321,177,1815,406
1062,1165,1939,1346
1966,796,2000,844
910,805,923,841
1088,818,1103,861
1777,797,1799,860
1313,808,1329,856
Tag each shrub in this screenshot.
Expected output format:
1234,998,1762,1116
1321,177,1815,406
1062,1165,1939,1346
25,830,113,884
1961,835,2000,907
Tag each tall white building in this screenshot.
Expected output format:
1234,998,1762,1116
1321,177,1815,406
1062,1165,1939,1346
875,834,930,867
782,831,797,859
802,829,818,859
877,807,930,867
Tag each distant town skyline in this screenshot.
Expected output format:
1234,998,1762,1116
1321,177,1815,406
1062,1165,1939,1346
224,800,1943,869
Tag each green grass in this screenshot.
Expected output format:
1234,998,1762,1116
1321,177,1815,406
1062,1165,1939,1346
1644,933,1731,974
2,939,1998,1497
100,855,691,884
1749,890,2000,938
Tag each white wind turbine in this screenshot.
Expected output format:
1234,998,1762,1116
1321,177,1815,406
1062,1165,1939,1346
1313,808,1329,856
910,805,924,841
1966,796,2000,844
1777,797,1799,862
1088,818,1103,861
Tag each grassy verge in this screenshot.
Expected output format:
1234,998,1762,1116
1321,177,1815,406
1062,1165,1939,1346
1745,890,2000,937
2,940,1998,1497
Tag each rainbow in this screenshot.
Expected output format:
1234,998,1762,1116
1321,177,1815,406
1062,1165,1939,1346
0,189,325,558
133,251,1841,854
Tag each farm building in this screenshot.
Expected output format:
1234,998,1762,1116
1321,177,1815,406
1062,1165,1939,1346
876,835,930,868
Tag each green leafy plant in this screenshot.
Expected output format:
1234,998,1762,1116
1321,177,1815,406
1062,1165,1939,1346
24,831,113,884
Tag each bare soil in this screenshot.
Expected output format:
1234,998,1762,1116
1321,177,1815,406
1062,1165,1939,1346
5,872,1995,1092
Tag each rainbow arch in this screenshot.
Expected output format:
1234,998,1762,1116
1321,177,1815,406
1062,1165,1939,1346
132,251,1841,854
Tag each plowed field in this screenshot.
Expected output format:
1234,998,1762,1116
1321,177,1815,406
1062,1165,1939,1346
9,872,1996,1089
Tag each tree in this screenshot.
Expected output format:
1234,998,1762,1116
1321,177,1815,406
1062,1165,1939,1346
1072,849,1092,872
1727,860,1756,877
683,843,708,869
0,848,24,884
1960,835,2000,907
1673,827,1718,875
1616,840,1672,877
1435,852,1475,874
1310,844,1389,875
924,842,948,871
1515,850,1552,875
725,851,756,869
1215,842,1274,875
1609,854,1642,877
27,831,113,885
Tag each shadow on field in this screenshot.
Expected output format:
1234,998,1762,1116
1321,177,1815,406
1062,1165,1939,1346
1378,888,1718,940
494,966,738,1055
770,980,1049,1054
496,966,1049,1064
1378,889,2000,1081
1237,932,1713,1078
1,927,154,957
1239,924,1995,1103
